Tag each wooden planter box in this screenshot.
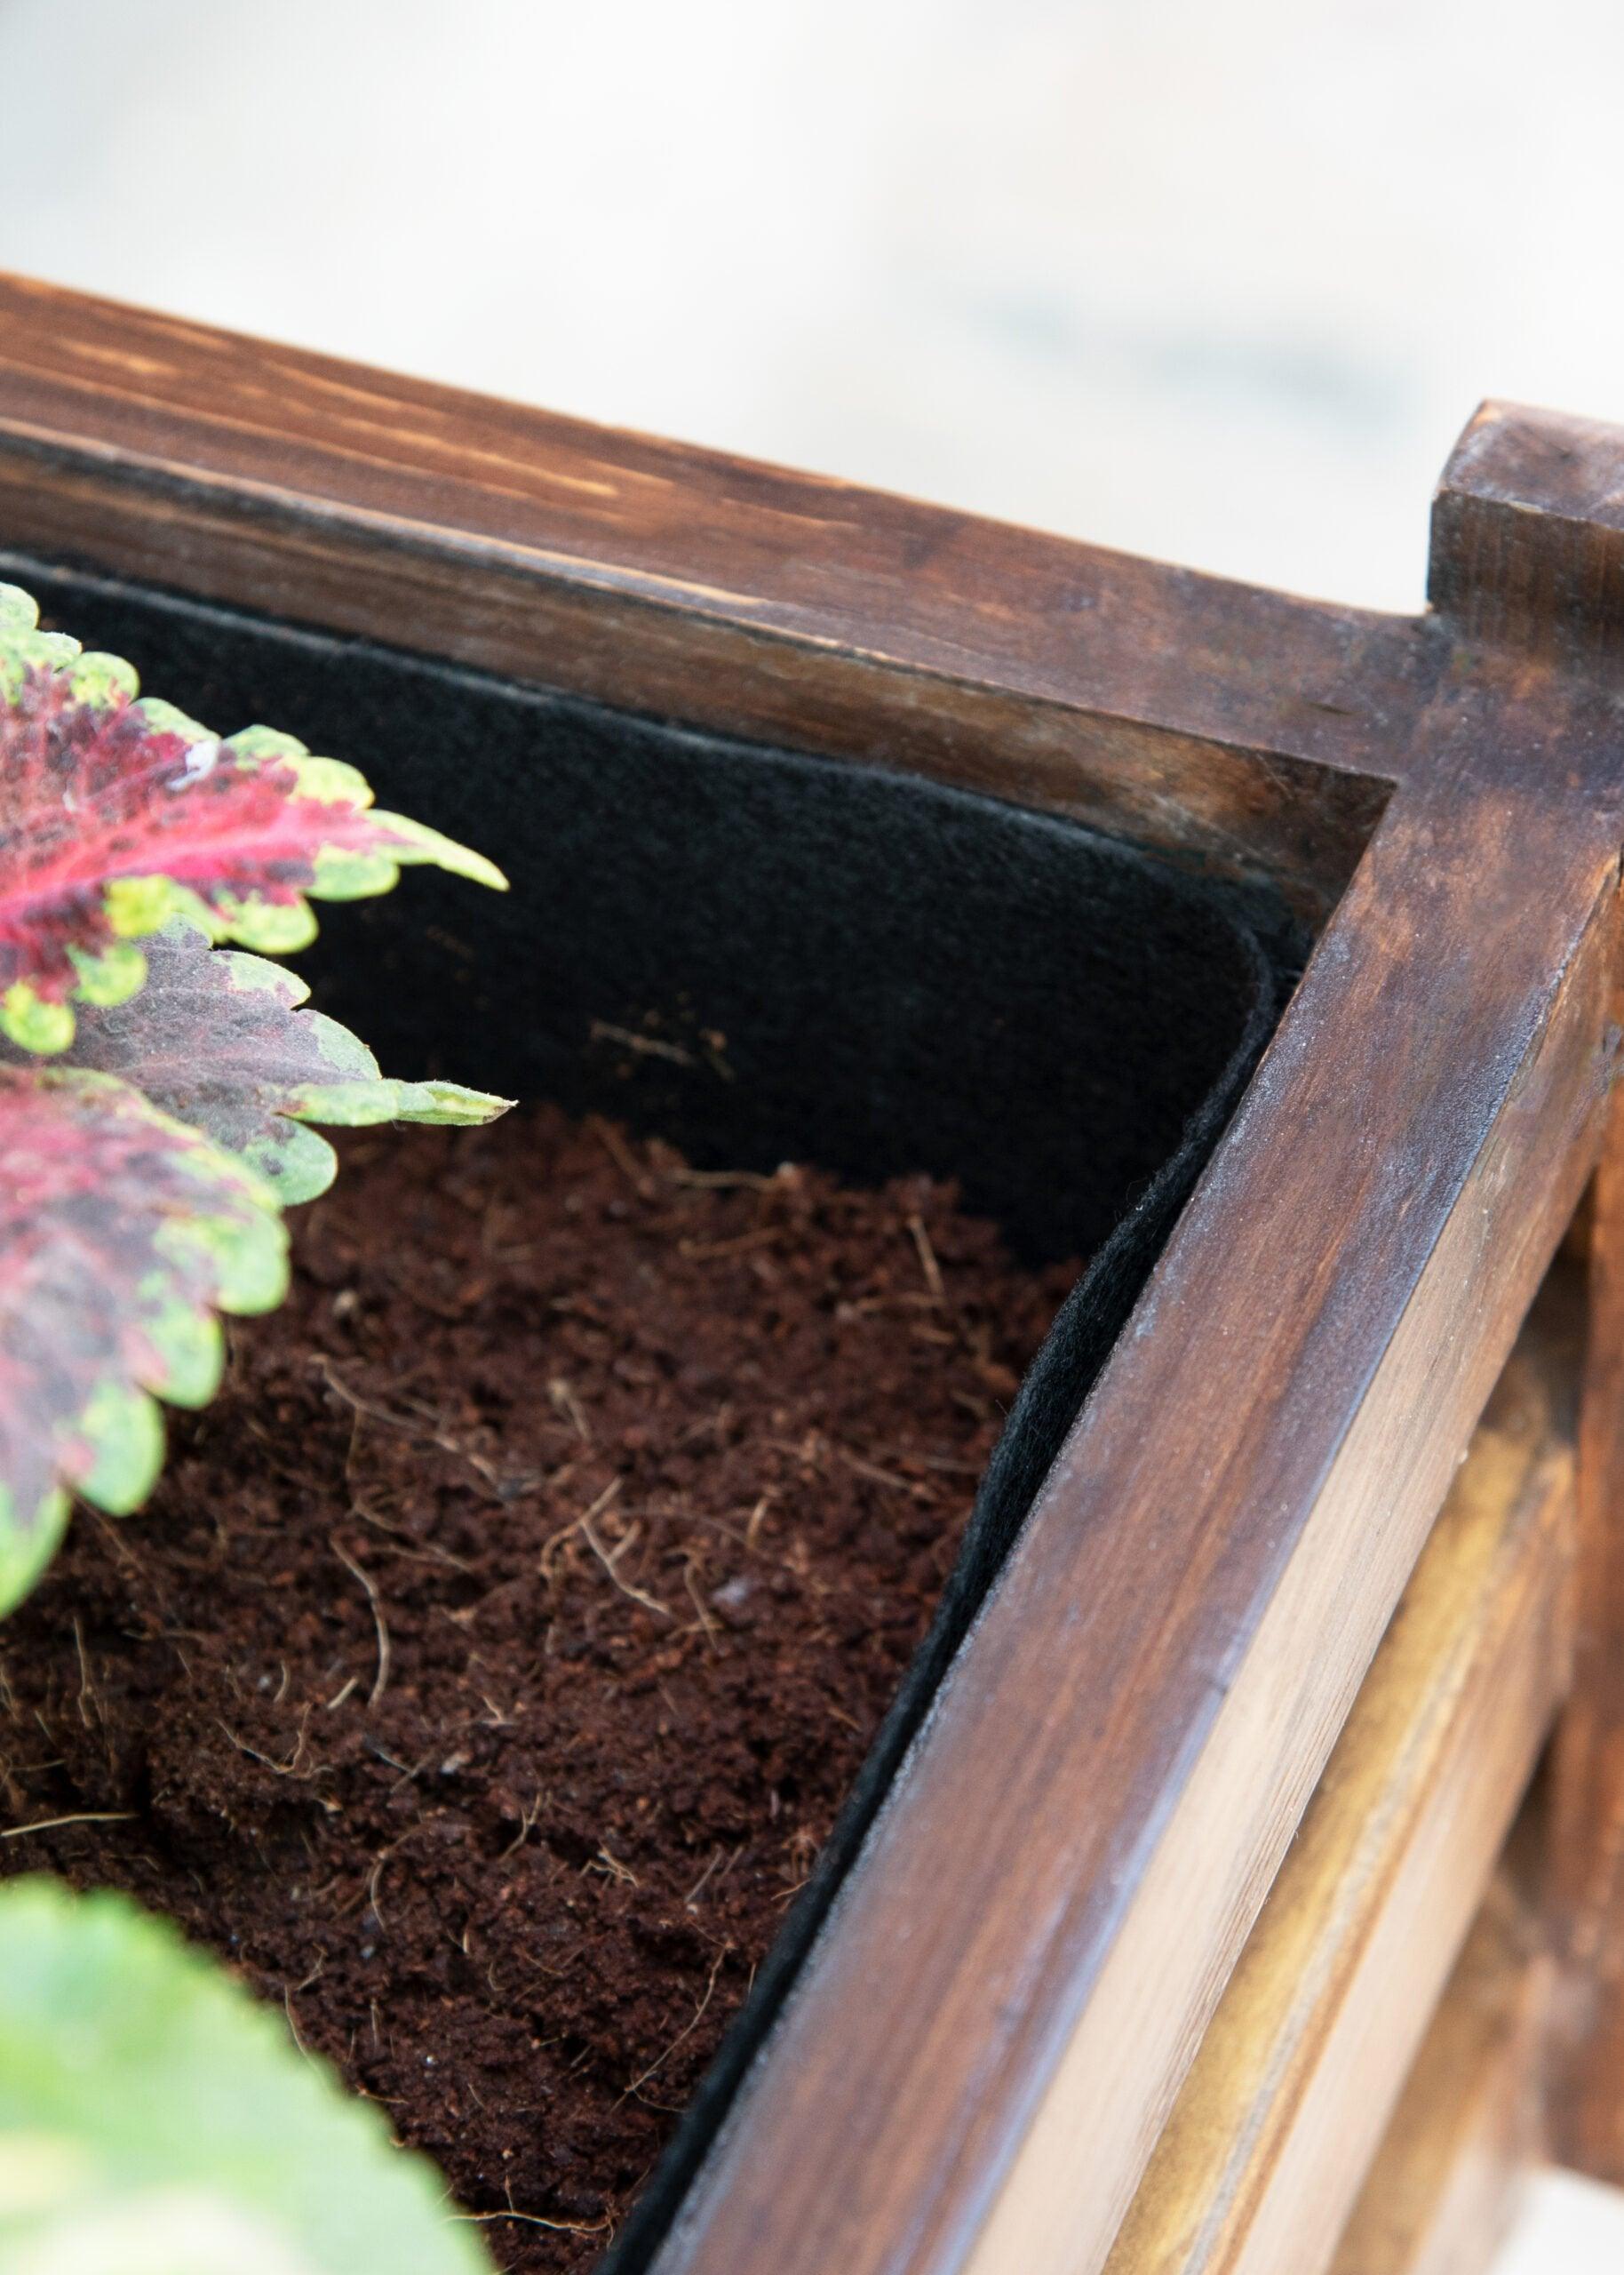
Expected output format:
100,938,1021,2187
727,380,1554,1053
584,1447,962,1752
3,273,1623,2275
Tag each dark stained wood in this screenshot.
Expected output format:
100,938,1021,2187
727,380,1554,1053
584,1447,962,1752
1548,1070,1624,2175
0,289,1620,2275
0,274,1424,921
1430,401,1624,653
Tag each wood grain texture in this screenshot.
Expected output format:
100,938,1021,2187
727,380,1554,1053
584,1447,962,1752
1430,401,1624,653
1103,1293,1576,2275
1548,1070,1624,2177
1327,1880,1547,2275
1,287,1620,2275
0,272,1424,919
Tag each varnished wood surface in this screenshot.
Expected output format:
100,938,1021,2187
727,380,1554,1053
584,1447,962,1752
1327,1880,1546,2275
1548,1070,1624,2176
1430,401,1624,654
0,283,1620,2275
1103,1297,1575,2275
0,273,1425,918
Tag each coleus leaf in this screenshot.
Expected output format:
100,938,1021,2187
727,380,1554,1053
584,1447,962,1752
0,922,513,1206
0,584,506,1054
0,1066,289,1614
0,1878,493,2273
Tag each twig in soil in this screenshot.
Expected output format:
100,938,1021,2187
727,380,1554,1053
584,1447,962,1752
314,1356,532,1502
498,1790,543,1859
370,1537,474,1575
679,1225,782,1261
547,1375,593,1443
587,1114,657,1198
324,1674,360,1712
588,1018,697,1066
665,1163,781,1192
281,1958,325,2067
538,1477,622,1582
621,1503,753,1553
682,1844,740,1909
2,1810,137,1839
579,1507,673,1620
907,1211,947,1305
219,1711,316,1781
364,1822,433,1932
617,1943,730,2106
86,1505,161,1594
331,1538,392,1707
453,2207,612,2237
681,1560,722,1654
283,1988,314,2064
832,1443,934,1499
71,1619,99,1731
588,1845,640,1887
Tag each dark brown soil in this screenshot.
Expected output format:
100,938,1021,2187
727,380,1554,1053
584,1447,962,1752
0,1107,1073,2272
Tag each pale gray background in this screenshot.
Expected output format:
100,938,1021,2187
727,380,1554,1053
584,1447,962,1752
0,0,1619,2261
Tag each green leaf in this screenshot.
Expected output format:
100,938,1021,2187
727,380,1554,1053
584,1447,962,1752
0,922,513,1207
0,1066,291,1610
0,1879,492,2274
0,587,507,1050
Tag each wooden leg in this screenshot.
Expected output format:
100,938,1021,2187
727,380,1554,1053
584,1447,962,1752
1548,1069,1624,2177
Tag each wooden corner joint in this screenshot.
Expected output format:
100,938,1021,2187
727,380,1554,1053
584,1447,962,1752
1430,400,1624,658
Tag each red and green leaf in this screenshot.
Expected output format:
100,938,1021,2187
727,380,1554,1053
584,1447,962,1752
0,585,506,1054
0,921,513,1204
0,1066,289,1612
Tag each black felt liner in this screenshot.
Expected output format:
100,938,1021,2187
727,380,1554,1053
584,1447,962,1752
9,555,1284,2269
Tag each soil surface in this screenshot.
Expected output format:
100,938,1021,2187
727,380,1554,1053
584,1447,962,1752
0,1107,1073,2272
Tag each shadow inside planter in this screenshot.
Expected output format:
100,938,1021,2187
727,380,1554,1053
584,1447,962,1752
11,555,1288,2270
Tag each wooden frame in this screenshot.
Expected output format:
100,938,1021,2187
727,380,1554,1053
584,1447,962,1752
2,274,1622,2275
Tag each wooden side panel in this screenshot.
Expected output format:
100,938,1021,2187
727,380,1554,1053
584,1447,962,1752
1103,1299,1574,2275
1548,1074,1624,2178
0,273,1421,915
1328,1881,1546,2275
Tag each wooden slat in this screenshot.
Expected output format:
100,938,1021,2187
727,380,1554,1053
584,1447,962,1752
1103,1297,1575,2275
0,272,1421,917
1548,1072,1624,2178
1328,1878,1545,2275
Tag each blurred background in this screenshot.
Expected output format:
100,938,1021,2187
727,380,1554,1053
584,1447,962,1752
0,0,1620,2263
6,0,1624,614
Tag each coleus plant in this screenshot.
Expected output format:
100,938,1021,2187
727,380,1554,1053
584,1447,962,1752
0,585,511,2270
0,580,512,1607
